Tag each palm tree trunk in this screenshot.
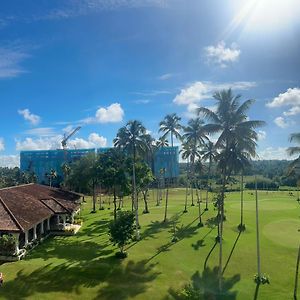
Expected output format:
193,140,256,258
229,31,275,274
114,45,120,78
218,171,226,292
239,174,245,230
92,180,96,212
196,184,203,226
205,159,212,211
164,185,169,222
294,244,300,300
255,176,261,279
113,188,117,220
99,183,102,210
132,146,140,239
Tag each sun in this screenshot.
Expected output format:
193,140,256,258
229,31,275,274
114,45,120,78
225,0,300,37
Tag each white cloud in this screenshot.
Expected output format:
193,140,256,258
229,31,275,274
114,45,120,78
157,73,174,80
0,138,4,151
16,132,107,151
274,116,289,128
0,155,19,168
84,103,124,124
267,87,300,108
0,45,29,78
204,41,241,68
173,81,256,106
18,108,41,125
36,0,167,21
257,147,296,160
68,133,107,149
16,136,62,151
134,99,150,104
24,127,55,137
257,130,266,141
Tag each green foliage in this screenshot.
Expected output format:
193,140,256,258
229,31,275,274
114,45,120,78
168,267,240,300
109,211,135,255
245,179,279,190
0,234,17,256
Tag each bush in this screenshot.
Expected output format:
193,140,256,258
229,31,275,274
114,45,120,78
109,211,135,258
245,179,279,190
0,235,17,256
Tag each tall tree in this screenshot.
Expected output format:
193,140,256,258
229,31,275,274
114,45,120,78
180,141,193,213
114,120,148,238
159,113,182,222
201,140,218,211
99,149,131,220
182,118,208,206
198,89,265,291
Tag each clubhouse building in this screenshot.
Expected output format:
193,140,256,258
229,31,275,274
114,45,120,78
0,183,82,260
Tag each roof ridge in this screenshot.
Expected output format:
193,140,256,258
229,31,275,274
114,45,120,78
0,196,24,232
50,197,71,213
0,183,34,191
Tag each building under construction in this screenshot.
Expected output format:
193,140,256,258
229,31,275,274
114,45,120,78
20,147,179,185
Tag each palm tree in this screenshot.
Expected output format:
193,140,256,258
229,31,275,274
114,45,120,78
114,120,148,239
198,89,265,291
180,141,193,213
287,132,300,201
46,169,57,187
156,137,169,206
61,163,71,189
182,118,208,207
201,140,218,211
159,113,182,222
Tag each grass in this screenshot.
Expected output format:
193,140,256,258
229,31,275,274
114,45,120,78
0,188,299,299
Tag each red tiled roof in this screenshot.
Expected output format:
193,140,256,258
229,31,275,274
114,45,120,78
0,198,21,232
0,184,81,232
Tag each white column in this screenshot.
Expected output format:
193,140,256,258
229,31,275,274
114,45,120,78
33,225,37,240
62,215,66,226
24,230,29,246
56,215,60,224
13,233,20,254
47,218,50,230
40,221,44,235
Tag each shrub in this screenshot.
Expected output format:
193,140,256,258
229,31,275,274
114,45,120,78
109,211,135,258
0,235,17,256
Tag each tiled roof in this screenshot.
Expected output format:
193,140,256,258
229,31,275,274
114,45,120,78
0,198,21,232
0,184,81,232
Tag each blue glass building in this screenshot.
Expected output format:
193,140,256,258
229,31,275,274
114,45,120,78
20,146,179,184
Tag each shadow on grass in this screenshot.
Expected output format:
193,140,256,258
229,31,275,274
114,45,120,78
94,260,160,300
165,266,240,300
222,231,242,275
28,239,113,262
253,283,260,300
192,227,215,251
0,258,159,300
142,213,182,240
146,217,201,263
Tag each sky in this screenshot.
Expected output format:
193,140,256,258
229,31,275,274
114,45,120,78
0,0,300,167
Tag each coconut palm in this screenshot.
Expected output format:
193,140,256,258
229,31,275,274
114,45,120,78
201,140,218,211
46,169,57,187
180,141,193,212
114,120,148,239
287,132,300,200
155,137,169,206
197,89,265,291
182,118,208,206
159,113,182,221
61,163,71,189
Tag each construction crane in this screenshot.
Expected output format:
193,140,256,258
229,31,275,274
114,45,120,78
61,126,81,150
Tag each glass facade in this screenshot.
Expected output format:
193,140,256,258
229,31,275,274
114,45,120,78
20,146,179,183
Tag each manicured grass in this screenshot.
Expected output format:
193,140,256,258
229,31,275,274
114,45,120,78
0,189,299,299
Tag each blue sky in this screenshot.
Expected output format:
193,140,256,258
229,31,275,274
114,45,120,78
0,0,300,166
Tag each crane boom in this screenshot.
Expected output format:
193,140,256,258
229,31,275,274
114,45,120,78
61,126,81,149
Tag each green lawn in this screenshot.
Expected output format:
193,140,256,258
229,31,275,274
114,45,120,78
0,189,299,300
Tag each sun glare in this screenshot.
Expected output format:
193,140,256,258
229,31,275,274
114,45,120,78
225,0,300,38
